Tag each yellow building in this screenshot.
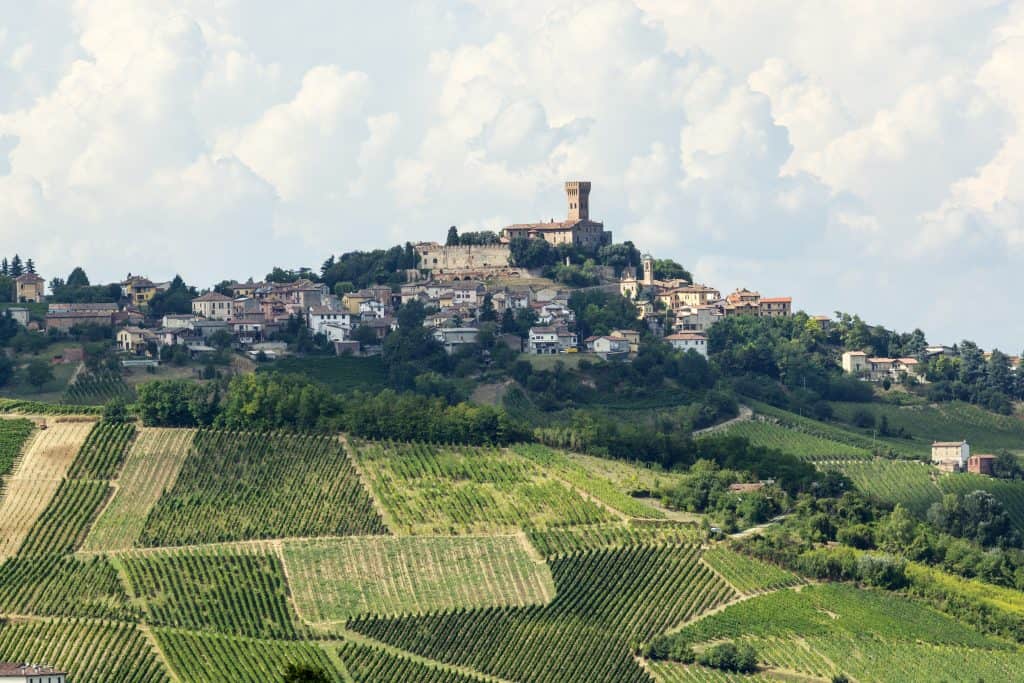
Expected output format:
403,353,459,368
121,276,160,306
14,273,45,303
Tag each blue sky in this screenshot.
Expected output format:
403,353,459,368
1,1,1022,351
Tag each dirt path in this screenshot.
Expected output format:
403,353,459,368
693,404,753,437
729,513,792,540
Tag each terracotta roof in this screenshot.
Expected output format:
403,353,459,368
14,273,44,283
192,292,231,302
665,333,707,341
932,441,967,447
0,662,65,675
760,297,792,303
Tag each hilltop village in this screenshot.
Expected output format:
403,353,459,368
2,182,796,365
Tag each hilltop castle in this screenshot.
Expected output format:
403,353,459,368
500,181,612,249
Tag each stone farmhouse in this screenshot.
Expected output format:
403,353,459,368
931,441,970,472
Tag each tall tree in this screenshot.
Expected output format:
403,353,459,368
25,258,35,274
446,225,460,246
479,293,497,322
9,255,23,277
66,267,90,288
0,258,7,276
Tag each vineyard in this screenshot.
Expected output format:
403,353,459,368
17,479,110,556
121,547,301,639
0,618,171,683
0,398,104,415
938,473,1024,529
283,535,554,624
153,630,343,683
349,544,735,683
650,583,1022,681
0,417,34,477
826,459,943,516
704,420,872,461
701,547,802,595
527,522,699,558
62,369,135,405
82,428,195,551
67,422,136,479
0,420,94,559
0,555,136,620
354,441,616,534
138,430,386,546
645,661,776,682
259,355,387,393
513,444,665,518
830,400,1024,453
338,640,490,683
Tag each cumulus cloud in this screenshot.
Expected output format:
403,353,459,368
1,0,1023,348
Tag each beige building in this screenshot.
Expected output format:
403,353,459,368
932,441,970,472
117,326,157,354
191,292,233,320
501,181,612,249
0,662,66,682
14,273,45,303
841,351,870,375
759,297,792,317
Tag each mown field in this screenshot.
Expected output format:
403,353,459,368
1,415,1023,682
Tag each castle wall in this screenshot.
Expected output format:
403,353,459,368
415,243,511,271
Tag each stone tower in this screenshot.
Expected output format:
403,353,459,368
642,253,654,286
565,181,591,221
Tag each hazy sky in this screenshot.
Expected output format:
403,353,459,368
1,1,1022,350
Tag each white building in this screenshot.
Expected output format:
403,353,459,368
528,326,577,354
590,335,630,360
5,307,29,327
841,351,869,375
664,332,708,357
932,441,970,472
308,307,352,342
0,662,66,682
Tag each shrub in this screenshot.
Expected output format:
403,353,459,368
696,641,757,673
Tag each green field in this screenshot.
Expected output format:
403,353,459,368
138,431,386,546
63,369,136,405
830,400,1024,454
258,355,387,393
704,420,872,461
654,583,1021,681
701,547,802,595
354,441,618,534
283,535,554,624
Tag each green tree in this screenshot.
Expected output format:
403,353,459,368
0,354,13,387
446,225,460,246
652,258,691,282
479,292,497,322
9,255,23,277
25,358,54,388
25,258,36,274
102,397,129,423
282,664,330,683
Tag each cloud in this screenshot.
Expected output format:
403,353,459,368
0,0,1023,350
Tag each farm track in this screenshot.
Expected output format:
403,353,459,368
692,405,753,437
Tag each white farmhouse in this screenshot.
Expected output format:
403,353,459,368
932,441,970,472
664,332,708,357
528,326,577,355
0,662,66,682
308,307,352,342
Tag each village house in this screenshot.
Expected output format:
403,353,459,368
121,275,167,306
841,351,870,375
609,329,640,353
932,441,970,473
500,181,612,248
225,279,259,298
673,305,723,333
433,327,480,354
664,332,708,357
759,297,793,317
619,254,691,301
359,299,388,320
116,326,157,355
232,297,262,318
161,314,196,330
451,281,485,307
586,335,630,360
14,273,46,303
0,662,66,682
528,326,578,355
308,307,352,342
191,292,233,321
